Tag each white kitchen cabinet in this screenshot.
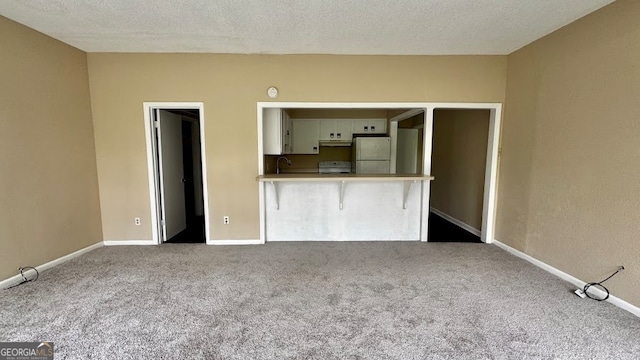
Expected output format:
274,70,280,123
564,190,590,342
283,111,292,154
291,119,320,154
319,119,353,141
335,120,353,140
319,120,334,141
352,118,387,135
263,108,292,155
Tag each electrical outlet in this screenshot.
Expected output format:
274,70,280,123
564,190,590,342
134,217,141,226
223,216,230,225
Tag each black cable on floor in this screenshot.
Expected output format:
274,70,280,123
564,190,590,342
583,266,624,301
4,266,39,289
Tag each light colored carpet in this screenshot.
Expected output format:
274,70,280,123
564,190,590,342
1,242,638,359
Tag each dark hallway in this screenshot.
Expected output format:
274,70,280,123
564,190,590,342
165,110,205,244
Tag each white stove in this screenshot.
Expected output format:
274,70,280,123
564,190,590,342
318,161,352,174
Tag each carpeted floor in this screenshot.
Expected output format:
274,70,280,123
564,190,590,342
1,243,638,359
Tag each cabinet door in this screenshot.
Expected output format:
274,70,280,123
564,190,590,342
369,119,387,134
352,119,369,134
352,119,387,135
319,120,335,141
292,120,319,154
263,108,283,155
283,111,292,154
334,120,352,141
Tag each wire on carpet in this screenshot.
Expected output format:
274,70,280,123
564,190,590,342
5,266,39,289
582,266,624,301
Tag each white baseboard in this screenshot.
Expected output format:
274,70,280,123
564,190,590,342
430,207,481,237
1,242,103,290
493,239,640,318
103,240,156,246
207,239,263,245
105,239,264,246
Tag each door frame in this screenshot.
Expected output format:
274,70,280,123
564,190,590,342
257,102,502,244
143,102,211,244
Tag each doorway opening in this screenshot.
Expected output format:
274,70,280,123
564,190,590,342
426,109,490,243
144,103,210,244
386,105,499,243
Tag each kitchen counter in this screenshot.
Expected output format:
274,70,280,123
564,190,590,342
258,173,434,242
257,174,435,182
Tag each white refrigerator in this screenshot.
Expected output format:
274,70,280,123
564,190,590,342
352,137,391,174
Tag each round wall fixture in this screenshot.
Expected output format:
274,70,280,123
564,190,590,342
267,86,278,98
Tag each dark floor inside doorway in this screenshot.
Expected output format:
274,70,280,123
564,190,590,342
166,216,205,243
428,212,482,243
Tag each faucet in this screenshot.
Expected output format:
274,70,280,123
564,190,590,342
276,156,291,174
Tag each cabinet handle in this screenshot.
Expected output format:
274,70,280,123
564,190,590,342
313,146,318,152
364,126,369,131
330,133,334,138
371,126,376,131
337,133,341,138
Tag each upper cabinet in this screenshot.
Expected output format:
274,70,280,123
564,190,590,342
263,108,292,155
266,109,388,155
352,119,387,135
291,119,319,154
319,119,353,142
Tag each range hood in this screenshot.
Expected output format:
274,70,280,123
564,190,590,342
319,140,352,147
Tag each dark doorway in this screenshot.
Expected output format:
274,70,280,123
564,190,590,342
164,110,205,243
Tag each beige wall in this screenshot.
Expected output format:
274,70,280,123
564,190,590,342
431,110,489,231
87,54,506,241
0,17,102,280
498,0,640,307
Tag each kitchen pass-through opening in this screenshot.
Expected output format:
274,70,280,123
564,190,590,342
256,103,501,243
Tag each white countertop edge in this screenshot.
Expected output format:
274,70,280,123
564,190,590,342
256,174,435,182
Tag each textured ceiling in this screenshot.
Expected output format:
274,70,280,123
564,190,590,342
0,0,615,54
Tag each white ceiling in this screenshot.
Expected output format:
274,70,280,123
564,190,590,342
0,0,615,55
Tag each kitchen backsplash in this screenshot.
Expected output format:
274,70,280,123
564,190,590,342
265,147,351,174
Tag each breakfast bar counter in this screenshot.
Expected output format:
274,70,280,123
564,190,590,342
257,174,434,242
256,174,435,182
